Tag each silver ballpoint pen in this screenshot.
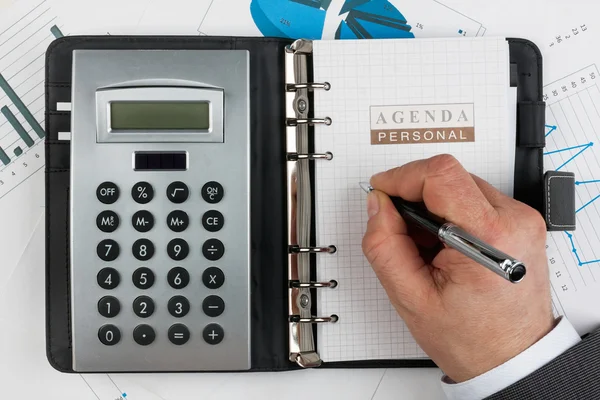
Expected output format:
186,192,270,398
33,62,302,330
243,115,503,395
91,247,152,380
359,182,526,283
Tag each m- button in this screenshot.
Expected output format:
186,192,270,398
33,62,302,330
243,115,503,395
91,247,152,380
202,210,224,232
96,182,119,204
132,210,154,233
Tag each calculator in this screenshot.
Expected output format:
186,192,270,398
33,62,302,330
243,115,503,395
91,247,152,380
69,49,251,371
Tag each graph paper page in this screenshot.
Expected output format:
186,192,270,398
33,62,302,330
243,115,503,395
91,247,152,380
312,37,515,361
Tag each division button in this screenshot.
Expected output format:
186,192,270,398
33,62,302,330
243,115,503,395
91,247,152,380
132,210,154,232
97,239,120,261
133,324,156,346
167,267,190,289
96,182,119,204
98,324,121,346
133,238,155,261
167,181,189,203
133,295,155,318
168,295,190,318
96,211,119,233
202,267,225,289
201,181,224,204
202,210,224,232
203,323,224,345
98,296,120,318
167,238,189,261
132,181,154,204
132,267,155,289
202,295,225,317
202,239,224,261
167,210,189,232
168,323,190,345
97,267,120,289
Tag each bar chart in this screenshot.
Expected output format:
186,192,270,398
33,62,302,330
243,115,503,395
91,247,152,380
0,0,64,200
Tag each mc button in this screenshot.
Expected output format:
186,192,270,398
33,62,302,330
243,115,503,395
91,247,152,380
96,211,119,233
96,182,119,204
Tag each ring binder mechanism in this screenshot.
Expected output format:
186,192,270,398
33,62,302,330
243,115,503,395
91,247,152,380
285,39,337,369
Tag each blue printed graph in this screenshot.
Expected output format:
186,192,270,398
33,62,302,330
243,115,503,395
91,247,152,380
250,0,415,40
543,65,600,270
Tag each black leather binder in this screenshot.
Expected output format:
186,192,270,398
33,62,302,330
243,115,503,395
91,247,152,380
44,35,575,373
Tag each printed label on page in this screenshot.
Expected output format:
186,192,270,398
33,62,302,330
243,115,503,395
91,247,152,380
370,103,475,144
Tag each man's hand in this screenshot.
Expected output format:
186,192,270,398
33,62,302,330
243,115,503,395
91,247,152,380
362,154,555,383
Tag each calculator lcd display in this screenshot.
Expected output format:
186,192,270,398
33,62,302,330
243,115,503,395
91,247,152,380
110,101,210,130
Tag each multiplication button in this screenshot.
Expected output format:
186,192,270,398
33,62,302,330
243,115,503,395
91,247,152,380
96,211,119,233
168,323,190,345
96,182,119,204
202,239,224,260
202,267,224,289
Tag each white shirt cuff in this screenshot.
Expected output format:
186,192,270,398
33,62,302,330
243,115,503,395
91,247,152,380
440,316,581,400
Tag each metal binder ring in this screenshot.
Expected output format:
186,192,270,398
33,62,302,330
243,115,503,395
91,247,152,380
289,245,337,253
286,117,332,126
287,152,333,161
286,82,331,92
289,315,339,323
290,280,338,289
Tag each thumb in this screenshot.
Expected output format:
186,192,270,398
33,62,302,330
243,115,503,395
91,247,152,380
362,190,434,315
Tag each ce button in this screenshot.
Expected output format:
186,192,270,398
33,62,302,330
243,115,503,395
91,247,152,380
202,210,224,232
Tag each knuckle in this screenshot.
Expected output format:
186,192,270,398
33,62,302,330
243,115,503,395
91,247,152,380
362,232,394,267
426,154,461,175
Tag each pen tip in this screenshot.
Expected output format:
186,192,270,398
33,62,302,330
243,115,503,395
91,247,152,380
359,182,373,193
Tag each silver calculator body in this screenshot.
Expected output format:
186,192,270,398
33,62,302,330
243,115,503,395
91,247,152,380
69,49,251,371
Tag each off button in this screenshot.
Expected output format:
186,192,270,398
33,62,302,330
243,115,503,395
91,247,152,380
96,182,119,204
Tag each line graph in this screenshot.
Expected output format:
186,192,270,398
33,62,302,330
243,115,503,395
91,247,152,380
543,65,600,332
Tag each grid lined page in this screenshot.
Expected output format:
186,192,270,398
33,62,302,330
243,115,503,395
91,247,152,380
312,37,514,362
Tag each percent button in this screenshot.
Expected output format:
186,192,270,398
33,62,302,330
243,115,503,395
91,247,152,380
132,181,154,204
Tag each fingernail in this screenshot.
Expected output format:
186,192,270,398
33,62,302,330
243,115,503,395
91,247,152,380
367,192,379,218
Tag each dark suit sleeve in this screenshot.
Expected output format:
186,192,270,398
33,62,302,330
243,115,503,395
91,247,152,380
485,329,600,400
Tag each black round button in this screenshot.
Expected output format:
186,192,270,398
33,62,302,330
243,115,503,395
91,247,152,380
96,211,119,233
97,182,119,204
167,181,189,203
201,181,224,204
203,323,224,345
133,296,155,318
133,238,154,261
132,181,154,204
202,210,224,232
97,267,120,289
168,295,190,318
132,267,155,289
98,296,120,318
133,324,156,346
202,239,224,261
202,267,225,289
202,295,225,317
167,238,189,261
167,210,189,232
98,324,121,345
97,239,120,261
168,323,190,345
132,210,154,233
167,267,190,289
